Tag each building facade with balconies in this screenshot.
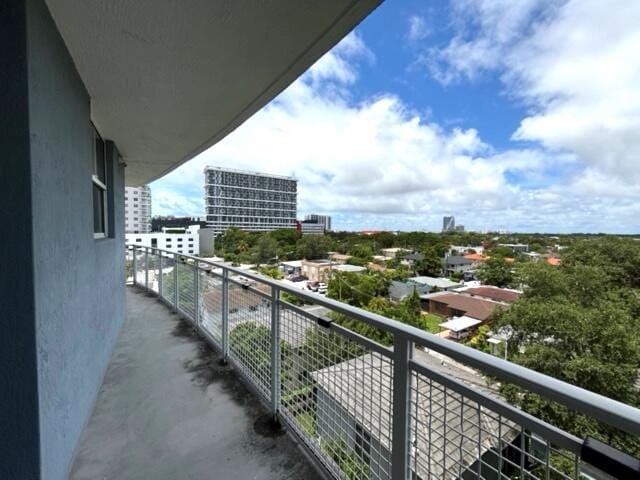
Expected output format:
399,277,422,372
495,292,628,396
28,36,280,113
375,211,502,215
204,166,297,234
124,185,151,233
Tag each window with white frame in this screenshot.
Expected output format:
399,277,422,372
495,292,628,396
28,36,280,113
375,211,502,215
92,127,108,238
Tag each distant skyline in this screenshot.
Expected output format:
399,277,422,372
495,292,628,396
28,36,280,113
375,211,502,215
151,0,640,234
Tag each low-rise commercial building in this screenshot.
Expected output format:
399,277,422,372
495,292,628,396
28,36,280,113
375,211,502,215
297,219,325,235
126,225,200,255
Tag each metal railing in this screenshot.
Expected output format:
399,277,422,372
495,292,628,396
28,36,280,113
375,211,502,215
126,245,640,480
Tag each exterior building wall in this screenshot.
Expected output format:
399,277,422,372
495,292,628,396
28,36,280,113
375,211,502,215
304,213,331,231
300,221,325,235
1,2,126,479
125,185,151,233
204,166,297,233
151,216,206,232
198,228,217,256
301,261,333,282
126,226,200,255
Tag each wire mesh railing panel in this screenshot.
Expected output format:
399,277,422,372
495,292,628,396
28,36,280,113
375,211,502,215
199,270,223,346
177,260,196,320
278,304,393,480
160,254,176,306
227,282,273,401
147,252,160,293
134,250,146,285
125,249,134,284
409,354,580,480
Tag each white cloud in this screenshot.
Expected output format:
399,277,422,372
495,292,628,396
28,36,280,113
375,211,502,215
423,0,550,84
507,0,640,182
152,15,640,233
407,15,430,42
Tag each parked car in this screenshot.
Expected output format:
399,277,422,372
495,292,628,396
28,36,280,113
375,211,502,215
289,275,308,283
307,281,319,292
317,282,327,294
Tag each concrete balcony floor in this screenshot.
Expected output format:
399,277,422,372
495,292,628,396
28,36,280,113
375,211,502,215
70,287,322,480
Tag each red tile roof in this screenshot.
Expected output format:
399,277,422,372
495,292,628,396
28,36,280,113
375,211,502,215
464,253,487,262
463,287,520,304
546,257,561,266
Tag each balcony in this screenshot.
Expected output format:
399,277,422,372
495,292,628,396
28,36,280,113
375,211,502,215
70,287,322,480
82,245,640,480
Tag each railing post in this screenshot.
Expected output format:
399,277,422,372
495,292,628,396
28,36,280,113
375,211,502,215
132,245,137,285
174,253,179,310
158,252,163,298
270,285,281,419
193,260,199,327
221,269,229,362
391,334,412,480
144,248,149,289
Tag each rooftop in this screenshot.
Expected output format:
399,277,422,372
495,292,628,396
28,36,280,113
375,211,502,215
409,276,461,289
204,165,297,181
461,286,521,304
444,255,473,266
425,292,505,321
439,315,483,332
311,349,517,479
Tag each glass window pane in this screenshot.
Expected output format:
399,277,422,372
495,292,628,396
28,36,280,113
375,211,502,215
93,183,104,233
95,136,106,184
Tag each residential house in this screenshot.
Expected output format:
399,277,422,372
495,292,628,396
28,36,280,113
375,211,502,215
401,252,425,268
442,255,474,276
421,292,504,323
389,281,430,303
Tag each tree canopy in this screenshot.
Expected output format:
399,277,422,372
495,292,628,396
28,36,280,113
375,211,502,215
493,238,640,456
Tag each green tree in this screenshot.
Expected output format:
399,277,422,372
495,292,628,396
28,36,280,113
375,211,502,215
327,271,390,307
415,247,442,276
296,235,332,260
477,257,514,287
252,233,279,265
348,243,374,262
493,249,640,456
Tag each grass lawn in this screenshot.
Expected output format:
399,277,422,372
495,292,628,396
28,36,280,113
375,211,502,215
421,313,443,334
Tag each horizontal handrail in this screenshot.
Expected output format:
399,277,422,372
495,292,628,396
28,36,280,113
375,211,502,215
127,244,640,439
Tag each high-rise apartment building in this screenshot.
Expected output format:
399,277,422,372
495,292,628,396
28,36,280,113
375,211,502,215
204,166,297,233
442,215,455,232
304,214,332,232
125,186,152,233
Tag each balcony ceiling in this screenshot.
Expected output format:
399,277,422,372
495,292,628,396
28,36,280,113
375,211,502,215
45,0,381,185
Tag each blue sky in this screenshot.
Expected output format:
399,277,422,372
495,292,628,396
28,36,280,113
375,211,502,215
152,0,640,233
